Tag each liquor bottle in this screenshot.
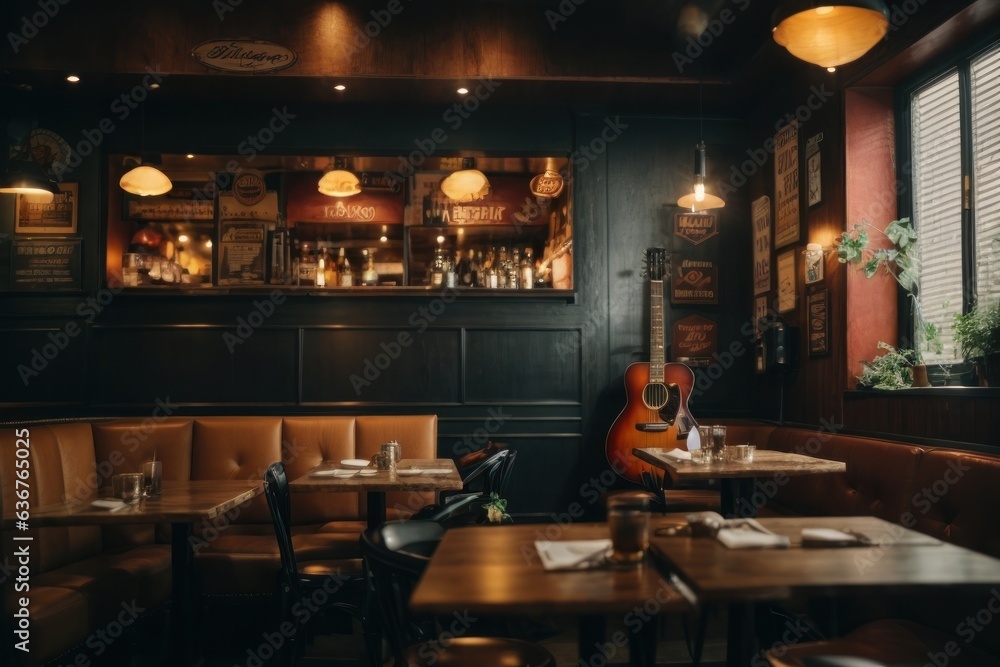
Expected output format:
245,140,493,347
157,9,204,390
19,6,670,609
521,247,535,289
508,248,521,289
445,256,457,288
470,249,482,287
496,246,509,288
339,249,354,287
431,247,445,287
316,248,327,287
327,249,340,287
270,214,289,285
456,250,473,287
361,250,379,286
485,246,498,288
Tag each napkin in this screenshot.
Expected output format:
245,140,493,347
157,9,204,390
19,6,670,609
535,539,611,571
659,449,692,461
91,499,127,511
716,520,790,549
310,469,358,477
801,528,870,547
401,468,451,475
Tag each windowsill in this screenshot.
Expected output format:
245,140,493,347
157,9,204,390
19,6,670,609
845,386,1000,397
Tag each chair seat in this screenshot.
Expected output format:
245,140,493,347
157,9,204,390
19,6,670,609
299,558,365,580
404,636,556,667
767,618,996,667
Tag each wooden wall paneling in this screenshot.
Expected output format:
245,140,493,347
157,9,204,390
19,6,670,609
230,328,299,404
0,327,88,405
464,329,581,403
301,328,461,404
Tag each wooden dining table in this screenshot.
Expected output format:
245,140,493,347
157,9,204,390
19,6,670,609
633,447,846,517
409,522,693,667
1,479,262,665
290,458,463,528
649,514,1000,665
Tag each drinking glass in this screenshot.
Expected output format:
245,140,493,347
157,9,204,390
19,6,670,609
606,492,651,566
142,460,162,497
119,473,143,505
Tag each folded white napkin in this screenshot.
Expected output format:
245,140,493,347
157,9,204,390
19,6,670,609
660,449,692,461
716,528,790,549
535,539,611,571
801,528,869,547
310,469,358,477
400,468,451,475
91,499,127,510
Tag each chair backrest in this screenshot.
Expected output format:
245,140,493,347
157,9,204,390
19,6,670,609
461,448,513,496
360,521,445,665
263,461,300,597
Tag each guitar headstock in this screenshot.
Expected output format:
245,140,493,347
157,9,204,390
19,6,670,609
643,247,668,281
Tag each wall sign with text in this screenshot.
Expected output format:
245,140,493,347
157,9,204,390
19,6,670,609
671,258,718,304
672,314,717,362
752,195,771,295
807,289,830,356
674,212,718,245
12,238,83,290
191,40,297,74
774,122,800,248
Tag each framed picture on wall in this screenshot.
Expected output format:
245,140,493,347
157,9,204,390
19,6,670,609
807,289,830,356
16,182,78,234
777,249,796,313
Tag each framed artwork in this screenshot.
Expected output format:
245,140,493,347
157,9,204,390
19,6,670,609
777,249,796,313
807,289,830,356
774,122,800,249
752,196,771,295
804,244,824,284
807,151,822,206
16,182,78,234
754,295,770,336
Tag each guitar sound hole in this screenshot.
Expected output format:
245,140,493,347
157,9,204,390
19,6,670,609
642,383,668,410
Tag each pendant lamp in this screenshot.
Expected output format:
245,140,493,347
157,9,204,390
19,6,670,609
318,157,361,197
120,158,172,197
772,1,890,69
677,83,724,212
0,120,60,203
440,157,490,202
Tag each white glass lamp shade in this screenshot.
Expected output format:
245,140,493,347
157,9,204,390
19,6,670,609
772,2,890,69
317,169,361,197
440,168,490,202
120,165,172,197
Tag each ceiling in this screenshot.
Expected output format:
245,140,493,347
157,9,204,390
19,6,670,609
0,0,787,118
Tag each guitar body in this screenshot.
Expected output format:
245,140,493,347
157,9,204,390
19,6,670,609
606,361,698,484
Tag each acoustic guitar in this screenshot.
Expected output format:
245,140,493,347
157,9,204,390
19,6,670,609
605,247,698,484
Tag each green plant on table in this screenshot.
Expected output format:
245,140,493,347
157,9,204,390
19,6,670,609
483,492,511,524
856,341,917,390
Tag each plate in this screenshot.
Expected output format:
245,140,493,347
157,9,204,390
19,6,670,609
310,469,356,477
358,469,378,476
396,469,423,476
340,459,371,469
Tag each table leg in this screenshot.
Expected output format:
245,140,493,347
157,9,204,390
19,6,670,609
169,522,200,665
367,491,387,529
727,601,756,666
627,615,658,667
578,615,607,666
721,477,758,518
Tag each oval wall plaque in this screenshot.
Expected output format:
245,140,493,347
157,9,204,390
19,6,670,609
191,40,297,74
232,172,267,206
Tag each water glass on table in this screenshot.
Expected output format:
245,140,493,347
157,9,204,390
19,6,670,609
697,425,728,462
606,491,652,567
142,460,162,497
117,473,144,505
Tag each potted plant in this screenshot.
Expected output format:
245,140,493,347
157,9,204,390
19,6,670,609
837,217,939,387
856,341,918,390
953,302,1000,386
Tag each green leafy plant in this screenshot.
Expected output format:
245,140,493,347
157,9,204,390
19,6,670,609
953,302,1000,361
483,492,511,524
856,341,917,390
837,217,943,363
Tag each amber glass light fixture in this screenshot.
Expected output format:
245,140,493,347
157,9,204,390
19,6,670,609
440,157,490,202
120,158,172,197
677,141,725,212
772,1,890,69
317,157,361,197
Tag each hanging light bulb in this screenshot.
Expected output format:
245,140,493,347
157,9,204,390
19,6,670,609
1,119,61,203
440,157,490,202
318,156,361,197
772,1,890,69
676,82,725,213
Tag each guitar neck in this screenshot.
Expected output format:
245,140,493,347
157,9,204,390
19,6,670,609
649,280,664,383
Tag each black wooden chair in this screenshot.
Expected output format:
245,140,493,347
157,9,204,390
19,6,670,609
263,462,379,666
360,520,557,667
413,449,517,526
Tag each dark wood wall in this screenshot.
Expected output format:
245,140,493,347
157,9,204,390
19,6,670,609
0,97,757,515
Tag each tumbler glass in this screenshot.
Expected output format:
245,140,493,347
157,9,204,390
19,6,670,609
606,492,651,566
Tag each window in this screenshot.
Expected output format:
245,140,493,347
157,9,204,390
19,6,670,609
906,41,1000,363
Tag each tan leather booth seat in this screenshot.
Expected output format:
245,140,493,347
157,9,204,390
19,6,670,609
1,414,438,662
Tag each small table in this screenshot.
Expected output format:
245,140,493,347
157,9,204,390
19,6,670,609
649,515,1000,665
633,447,846,518
1,480,262,665
410,522,693,667
290,459,463,528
